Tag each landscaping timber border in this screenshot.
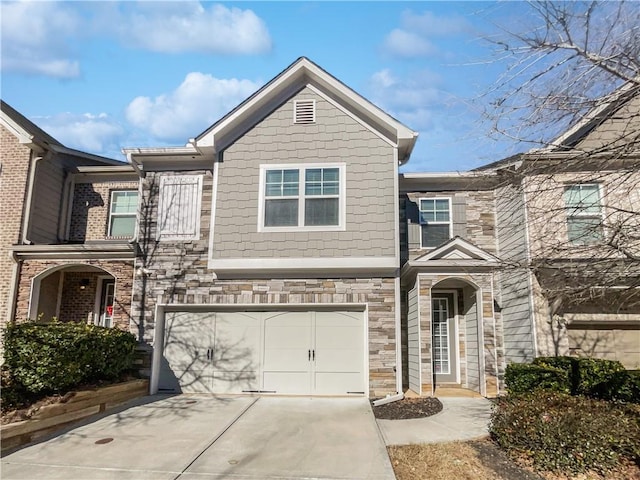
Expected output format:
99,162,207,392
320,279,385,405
1,379,149,453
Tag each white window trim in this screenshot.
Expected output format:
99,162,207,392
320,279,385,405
157,174,203,241
257,163,346,232
564,183,604,244
418,197,453,249
108,190,138,238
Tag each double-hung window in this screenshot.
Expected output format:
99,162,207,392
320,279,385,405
108,190,138,237
564,184,603,245
419,198,452,248
260,164,344,231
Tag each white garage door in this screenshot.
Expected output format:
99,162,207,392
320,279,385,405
568,325,640,369
157,310,366,395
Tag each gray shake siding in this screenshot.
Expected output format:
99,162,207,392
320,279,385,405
496,183,535,363
213,87,396,260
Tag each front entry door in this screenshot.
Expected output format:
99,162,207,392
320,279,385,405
432,294,457,383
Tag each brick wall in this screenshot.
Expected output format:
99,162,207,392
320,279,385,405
0,125,32,328
15,260,134,330
69,181,138,242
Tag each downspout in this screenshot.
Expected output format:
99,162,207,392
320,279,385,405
372,275,405,406
6,250,22,325
373,148,405,408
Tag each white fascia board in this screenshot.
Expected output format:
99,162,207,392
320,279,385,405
196,57,417,152
402,171,497,179
196,63,305,149
10,243,137,260
208,256,398,273
1,111,35,145
303,60,416,142
122,145,198,156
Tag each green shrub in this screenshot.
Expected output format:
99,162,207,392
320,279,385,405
504,363,570,395
490,393,640,475
533,356,630,400
3,321,137,396
608,370,640,404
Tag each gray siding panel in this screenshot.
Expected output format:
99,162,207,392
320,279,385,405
452,196,466,237
29,159,65,243
213,86,396,260
464,287,480,391
496,184,535,363
407,285,421,393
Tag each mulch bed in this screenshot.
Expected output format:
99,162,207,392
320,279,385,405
371,396,443,420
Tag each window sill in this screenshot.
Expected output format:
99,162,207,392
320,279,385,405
258,225,345,233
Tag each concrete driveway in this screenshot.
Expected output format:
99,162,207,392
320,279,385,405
1,395,395,480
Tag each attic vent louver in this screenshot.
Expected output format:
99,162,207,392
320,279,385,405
294,99,316,124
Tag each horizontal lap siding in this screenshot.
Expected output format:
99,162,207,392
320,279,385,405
496,184,535,363
213,86,396,260
29,159,64,244
407,285,420,393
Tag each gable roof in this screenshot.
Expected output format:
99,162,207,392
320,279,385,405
1,100,124,166
413,236,499,263
1,100,62,149
541,79,640,152
401,236,500,279
194,57,418,163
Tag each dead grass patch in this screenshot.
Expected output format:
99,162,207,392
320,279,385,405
388,442,502,480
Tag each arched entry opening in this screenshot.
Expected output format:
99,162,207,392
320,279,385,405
29,264,117,326
430,277,482,393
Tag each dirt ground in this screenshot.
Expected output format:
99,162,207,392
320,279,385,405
371,397,443,419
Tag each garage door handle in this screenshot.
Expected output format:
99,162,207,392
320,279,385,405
207,348,211,360
312,349,315,361
308,349,311,361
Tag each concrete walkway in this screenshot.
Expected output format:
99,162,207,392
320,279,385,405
376,397,493,446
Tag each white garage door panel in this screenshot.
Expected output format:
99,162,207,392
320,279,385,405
315,372,364,395
159,310,367,395
163,312,214,373
569,327,640,369
172,370,212,394
263,313,312,371
212,312,261,393
263,372,310,394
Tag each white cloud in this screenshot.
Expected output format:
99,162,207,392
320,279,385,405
34,112,125,155
401,10,470,36
125,72,262,141
382,10,471,58
0,2,271,78
0,1,81,78
370,69,442,120
111,3,271,54
383,29,437,58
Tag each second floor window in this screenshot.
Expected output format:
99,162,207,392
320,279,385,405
259,164,344,231
420,198,452,248
109,190,138,237
564,184,603,245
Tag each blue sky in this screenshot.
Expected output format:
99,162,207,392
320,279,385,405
1,1,534,172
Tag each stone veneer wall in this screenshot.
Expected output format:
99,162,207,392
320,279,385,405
417,273,505,396
15,260,134,330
